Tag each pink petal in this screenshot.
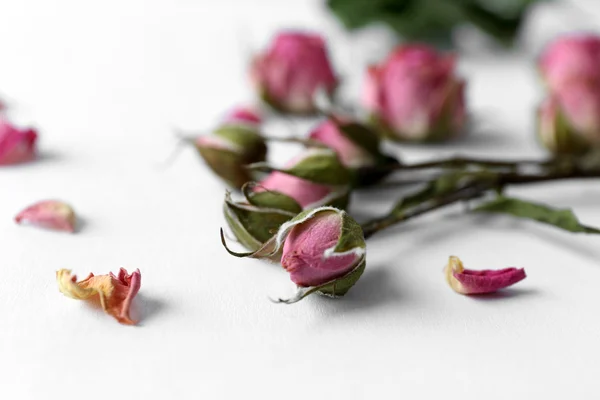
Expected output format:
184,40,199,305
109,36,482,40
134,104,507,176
15,200,76,233
0,119,37,166
444,256,526,295
224,106,262,126
281,211,358,287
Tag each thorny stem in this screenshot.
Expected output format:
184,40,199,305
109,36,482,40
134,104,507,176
361,163,600,239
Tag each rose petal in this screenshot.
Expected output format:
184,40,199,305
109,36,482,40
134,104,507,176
56,268,141,325
444,256,526,295
0,119,37,165
15,200,76,232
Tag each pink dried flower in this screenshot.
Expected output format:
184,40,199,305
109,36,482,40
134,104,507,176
15,200,77,233
224,106,262,126
362,44,466,142
444,256,526,295
257,172,334,210
250,31,338,114
281,210,363,287
309,118,376,169
56,268,141,325
539,33,600,92
0,118,37,165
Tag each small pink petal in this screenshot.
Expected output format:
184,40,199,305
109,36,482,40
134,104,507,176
0,119,37,166
444,256,526,295
15,200,77,233
224,106,262,126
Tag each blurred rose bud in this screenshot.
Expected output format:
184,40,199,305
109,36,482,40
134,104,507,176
196,107,267,189
539,33,600,92
224,106,262,126
444,256,526,295
0,118,37,166
308,115,399,186
251,148,351,209
363,44,466,142
250,31,338,114
537,85,600,155
15,200,77,233
56,268,141,325
222,207,366,303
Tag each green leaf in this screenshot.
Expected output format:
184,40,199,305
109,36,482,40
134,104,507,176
337,122,381,156
474,196,600,234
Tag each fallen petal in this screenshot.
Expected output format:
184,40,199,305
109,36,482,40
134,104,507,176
444,256,526,295
0,119,37,165
56,268,142,325
15,200,76,232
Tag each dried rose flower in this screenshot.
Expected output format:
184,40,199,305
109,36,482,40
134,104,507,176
252,148,351,210
537,85,600,155
15,200,76,233
56,268,141,325
0,118,37,165
308,115,399,186
444,256,526,295
363,44,466,142
196,107,267,189
250,31,338,114
539,33,600,92
222,207,366,303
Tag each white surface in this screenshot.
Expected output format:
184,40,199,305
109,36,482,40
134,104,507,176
2,1,600,399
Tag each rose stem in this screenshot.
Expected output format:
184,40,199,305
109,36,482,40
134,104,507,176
361,167,600,239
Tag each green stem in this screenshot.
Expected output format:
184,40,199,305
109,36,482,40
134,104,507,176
361,165,600,239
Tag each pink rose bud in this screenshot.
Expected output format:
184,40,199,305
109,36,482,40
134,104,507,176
224,106,262,126
15,200,77,233
537,85,600,155
308,116,400,186
252,148,351,210
221,207,366,303
0,118,38,165
195,108,267,189
539,33,600,92
444,256,526,295
363,44,466,142
56,268,141,325
250,31,338,114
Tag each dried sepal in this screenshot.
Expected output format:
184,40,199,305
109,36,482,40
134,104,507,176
56,268,142,325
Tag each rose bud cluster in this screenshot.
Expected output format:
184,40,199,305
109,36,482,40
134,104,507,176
250,31,338,115
195,106,267,189
224,148,352,250
537,34,600,154
222,207,366,304
0,118,38,166
308,115,399,186
363,44,466,142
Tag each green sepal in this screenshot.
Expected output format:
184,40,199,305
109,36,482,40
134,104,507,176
196,146,253,189
242,183,302,214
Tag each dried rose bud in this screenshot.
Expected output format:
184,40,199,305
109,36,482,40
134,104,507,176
223,183,302,252
196,109,267,189
222,207,366,303
363,44,466,142
539,33,600,92
250,31,338,115
251,148,351,210
308,115,399,186
15,200,76,233
444,256,526,295
0,118,37,166
56,268,141,325
537,86,600,155
224,106,262,126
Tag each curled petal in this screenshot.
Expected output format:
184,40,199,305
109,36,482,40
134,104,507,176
56,268,142,325
444,256,526,295
15,200,76,232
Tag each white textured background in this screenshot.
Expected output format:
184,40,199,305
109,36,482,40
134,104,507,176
1,1,600,399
